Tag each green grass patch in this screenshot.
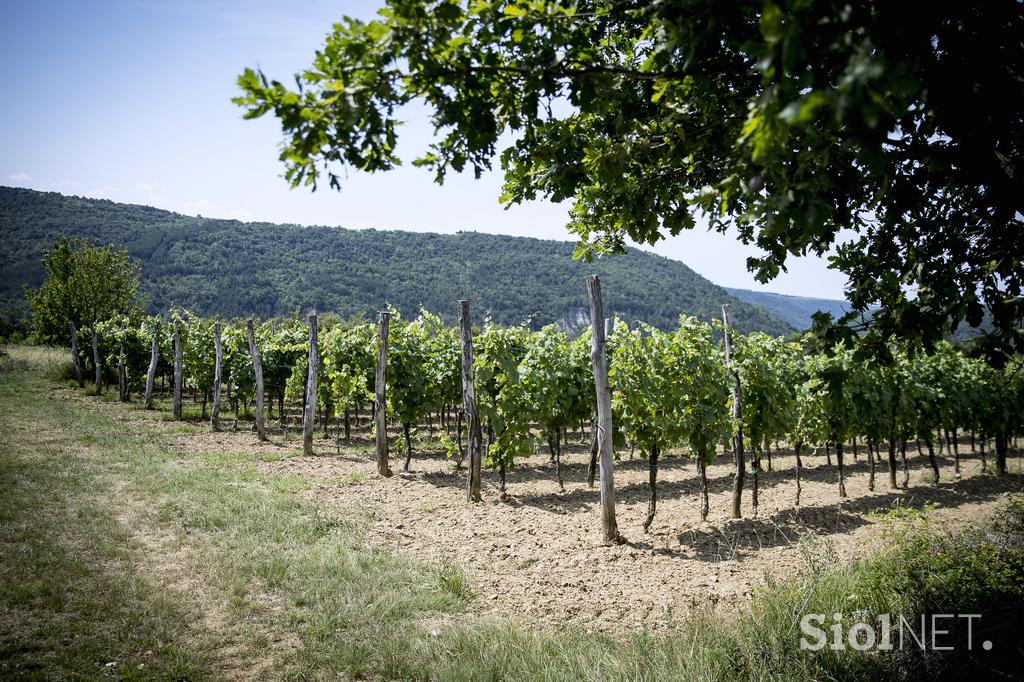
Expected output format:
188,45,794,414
868,499,939,522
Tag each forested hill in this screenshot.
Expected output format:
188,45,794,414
0,186,792,335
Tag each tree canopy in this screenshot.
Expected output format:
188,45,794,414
236,0,1023,356
25,237,142,342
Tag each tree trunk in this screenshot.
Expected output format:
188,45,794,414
548,429,565,492
980,434,987,472
900,439,909,489
836,441,847,498
144,323,159,408
868,442,875,491
851,436,858,462
303,312,318,456
642,443,660,533
751,445,761,518
925,438,939,483
172,321,182,419
765,440,773,471
697,447,709,522
498,458,507,500
587,276,620,543
300,381,307,431
722,304,745,519
403,423,413,472
117,327,127,402
795,442,803,505
825,443,831,466
211,323,222,431
375,311,391,476
246,319,267,441
455,408,465,469
69,322,84,387
952,427,960,479
887,433,898,489
278,393,285,429
587,419,598,488
995,430,1008,475
91,323,102,395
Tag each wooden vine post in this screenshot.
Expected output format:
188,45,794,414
69,322,84,388
586,275,621,544
458,300,483,502
246,319,267,441
722,304,747,518
211,322,223,431
587,317,612,488
117,324,127,402
302,312,319,456
91,323,102,395
172,320,183,419
375,310,392,477
144,321,159,409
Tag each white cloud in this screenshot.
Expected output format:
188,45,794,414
8,171,31,183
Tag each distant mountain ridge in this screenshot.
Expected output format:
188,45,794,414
725,287,857,332
0,186,793,335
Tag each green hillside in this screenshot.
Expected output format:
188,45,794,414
0,186,792,336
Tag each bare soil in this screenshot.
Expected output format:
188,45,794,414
70,394,1024,635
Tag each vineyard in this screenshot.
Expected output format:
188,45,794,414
7,273,1024,677
71,277,1024,544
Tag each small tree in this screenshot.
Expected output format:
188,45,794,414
26,238,142,385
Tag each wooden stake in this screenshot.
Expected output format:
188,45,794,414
303,312,318,455
211,322,222,431
375,310,392,477
172,320,182,419
144,321,159,409
586,275,621,544
459,300,483,502
91,322,102,395
246,319,267,441
722,304,746,518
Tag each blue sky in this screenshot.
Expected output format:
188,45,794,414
0,0,848,299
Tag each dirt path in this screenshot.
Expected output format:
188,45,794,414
65,392,1024,635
